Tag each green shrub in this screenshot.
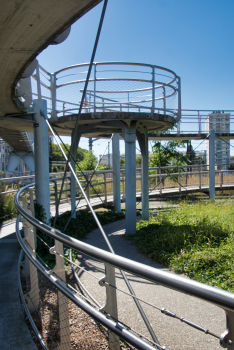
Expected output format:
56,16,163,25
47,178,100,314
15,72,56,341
0,193,18,222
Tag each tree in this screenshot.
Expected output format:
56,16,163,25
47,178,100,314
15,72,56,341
150,140,190,168
51,143,88,163
77,150,97,171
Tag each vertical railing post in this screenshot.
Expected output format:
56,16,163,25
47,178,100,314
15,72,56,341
50,241,71,349
177,121,181,135
99,264,120,350
163,86,166,115
51,73,57,122
112,134,121,212
104,173,107,206
86,174,90,202
198,111,201,135
178,168,181,192
221,171,223,189
63,102,66,116
20,194,40,313
199,166,202,190
52,180,59,217
151,66,155,116
36,60,41,100
159,168,162,194
177,76,181,122
65,177,69,202
209,129,215,201
121,170,125,201
94,63,97,116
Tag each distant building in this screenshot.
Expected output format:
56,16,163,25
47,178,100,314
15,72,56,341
99,152,153,168
205,111,230,170
0,142,11,172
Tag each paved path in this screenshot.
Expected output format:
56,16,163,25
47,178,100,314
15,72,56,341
76,219,226,350
0,220,37,350
0,203,228,350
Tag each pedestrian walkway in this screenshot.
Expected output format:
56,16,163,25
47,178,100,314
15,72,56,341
76,219,226,350
0,220,37,350
0,208,228,349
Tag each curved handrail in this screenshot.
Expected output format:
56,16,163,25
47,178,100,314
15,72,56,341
15,183,234,313
16,215,156,350
34,61,180,120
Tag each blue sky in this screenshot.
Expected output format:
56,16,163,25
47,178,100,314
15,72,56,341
37,0,234,156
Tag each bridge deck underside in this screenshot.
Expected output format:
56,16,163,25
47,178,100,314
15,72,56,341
0,0,102,117
0,129,31,152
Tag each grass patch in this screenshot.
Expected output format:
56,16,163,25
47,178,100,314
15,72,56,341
128,201,234,291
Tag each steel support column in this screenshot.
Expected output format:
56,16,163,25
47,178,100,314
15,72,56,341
137,130,149,220
209,129,215,201
33,99,50,223
124,122,136,235
71,130,81,218
112,134,121,213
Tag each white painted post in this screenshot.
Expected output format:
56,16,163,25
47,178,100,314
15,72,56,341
35,61,41,100
151,66,155,116
99,264,120,350
104,173,107,206
70,130,80,218
124,122,136,235
94,63,97,116
33,99,50,223
51,73,57,122
209,129,215,201
112,134,121,212
121,170,125,201
178,168,181,192
137,131,149,220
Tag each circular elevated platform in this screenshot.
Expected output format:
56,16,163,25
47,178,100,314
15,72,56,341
53,111,175,137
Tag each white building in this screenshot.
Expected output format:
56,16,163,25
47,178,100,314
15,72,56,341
205,111,230,170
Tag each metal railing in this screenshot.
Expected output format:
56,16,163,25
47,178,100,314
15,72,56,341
30,62,234,137
1,164,234,206
31,61,181,121
15,180,234,349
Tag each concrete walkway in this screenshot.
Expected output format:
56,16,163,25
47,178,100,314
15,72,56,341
76,218,226,350
0,220,37,350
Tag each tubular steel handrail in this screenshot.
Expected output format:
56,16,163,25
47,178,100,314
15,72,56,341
15,182,234,349
32,62,180,120
1,164,234,200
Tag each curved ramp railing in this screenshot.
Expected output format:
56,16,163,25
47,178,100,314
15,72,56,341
15,181,234,349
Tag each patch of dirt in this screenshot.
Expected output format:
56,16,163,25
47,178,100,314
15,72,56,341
21,268,135,350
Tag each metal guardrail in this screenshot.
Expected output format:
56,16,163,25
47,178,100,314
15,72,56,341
30,63,234,136
15,181,234,349
31,61,181,121
1,164,234,202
